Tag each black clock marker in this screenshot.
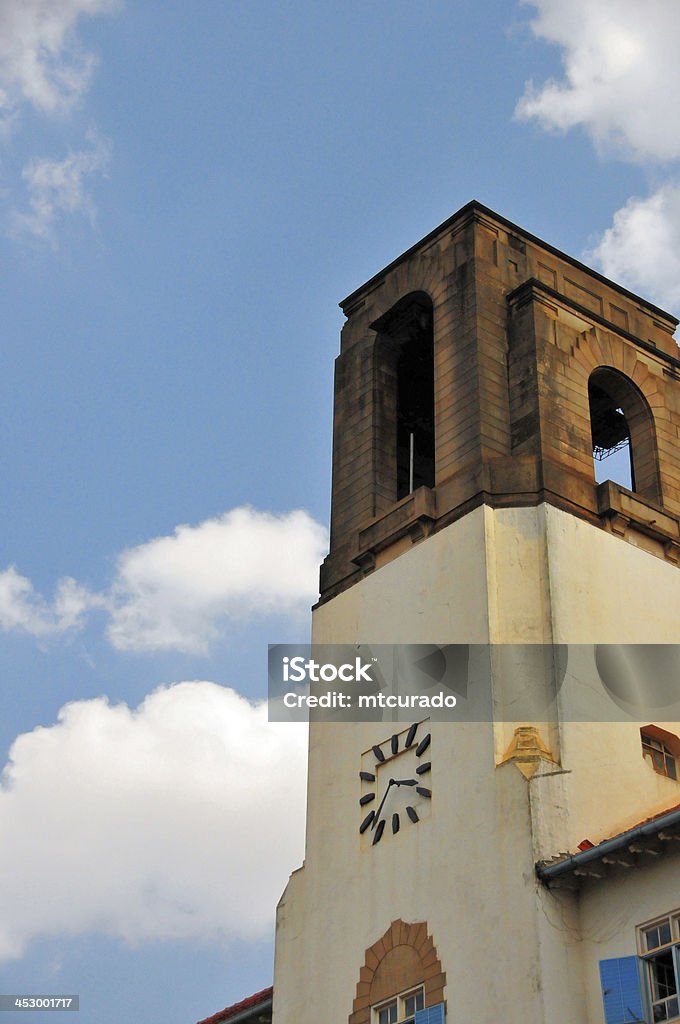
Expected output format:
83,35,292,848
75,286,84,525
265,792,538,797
359,810,375,834
362,723,431,844
415,733,431,757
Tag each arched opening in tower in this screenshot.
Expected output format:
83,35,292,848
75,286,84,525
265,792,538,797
395,300,435,499
589,379,634,491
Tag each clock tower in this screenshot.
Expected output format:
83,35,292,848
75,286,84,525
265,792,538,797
271,202,680,1024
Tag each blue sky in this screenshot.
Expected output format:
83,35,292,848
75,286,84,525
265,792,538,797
0,2,678,1022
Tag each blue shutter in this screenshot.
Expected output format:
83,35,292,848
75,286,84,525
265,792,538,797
415,1003,445,1024
599,957,645,1024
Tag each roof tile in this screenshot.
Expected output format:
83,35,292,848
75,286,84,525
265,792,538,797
196,986,273,1024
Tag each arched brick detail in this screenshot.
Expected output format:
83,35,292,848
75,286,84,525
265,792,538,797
348,920,446,1024
371,946,422,1004
570,330,665,415
571,329,661,406
569,327,665,501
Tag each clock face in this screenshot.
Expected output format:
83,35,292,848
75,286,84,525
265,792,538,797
358,721,432,844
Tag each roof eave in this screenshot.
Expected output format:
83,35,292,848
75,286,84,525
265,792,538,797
537,805,680,884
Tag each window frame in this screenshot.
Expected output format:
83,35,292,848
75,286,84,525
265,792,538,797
638,913,680,1022
641,727,680,782
373,986,425,1024
588,366,661,504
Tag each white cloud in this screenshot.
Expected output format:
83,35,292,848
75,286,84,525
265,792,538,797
11,132,110,242
0,0,117,121
587,183,680,313
0,2,118,243
0,682,307,959
514,1,680,318
0,566,100,638
0,506,327,652
516,0,680,162
107,507,328,653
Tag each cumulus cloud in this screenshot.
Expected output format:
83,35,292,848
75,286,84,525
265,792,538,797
0,567,101,638
0,2,118,242
587,184,680,312
11,132,110,242
107,507,328,653
516,0,680,162
0,507,327,652
0,0,117,122
515,1,680,317
0,682,307,959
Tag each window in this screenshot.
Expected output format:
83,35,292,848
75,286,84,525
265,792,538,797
639,914,680,1022
395,310,434,499
370,292,435,503
600,918,680,1024
589,380,634,489
377,1003,397,1024
588,367,661,503
374,987,424,1024
641,727,680,781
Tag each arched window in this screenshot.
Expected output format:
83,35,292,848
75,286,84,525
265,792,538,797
371,293,435,502
641,726,680,781
589,380,633,489
588,367,661,503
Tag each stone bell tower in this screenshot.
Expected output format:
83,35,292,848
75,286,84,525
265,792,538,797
271,202,680,1024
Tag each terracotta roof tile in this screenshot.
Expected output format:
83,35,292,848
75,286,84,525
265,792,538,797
196,986,273,1024
538,800,680,882
583,800,680,851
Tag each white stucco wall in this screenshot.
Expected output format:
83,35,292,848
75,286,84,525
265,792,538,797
272,503,680,1024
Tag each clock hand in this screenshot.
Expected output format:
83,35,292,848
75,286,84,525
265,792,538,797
371,779,394,828
392,778,418,786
